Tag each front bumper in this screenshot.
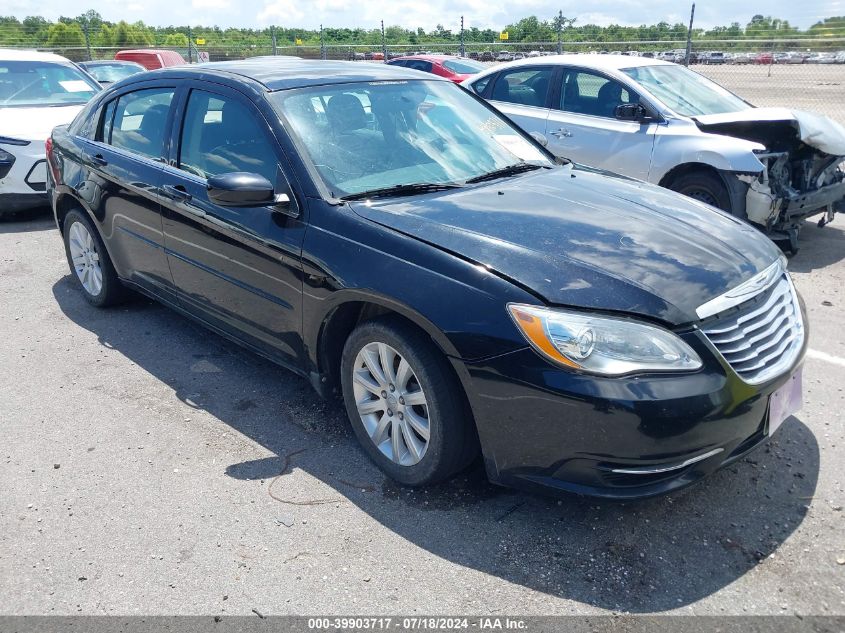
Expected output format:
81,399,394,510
461,329,807,500
0,142,49,215
0,191,49,214
781,179,845,222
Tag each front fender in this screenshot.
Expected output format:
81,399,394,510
649,125,766,184
300,200,537,371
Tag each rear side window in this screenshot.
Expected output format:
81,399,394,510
102,88,174,160
406,60,433,73
490,67,552,108
178,90,279,183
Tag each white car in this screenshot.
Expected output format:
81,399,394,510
464,54,845,248
0,50,100,216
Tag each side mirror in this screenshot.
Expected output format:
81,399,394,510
207,172,274,207
529,131,549,147
614,103,650,123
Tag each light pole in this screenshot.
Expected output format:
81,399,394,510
684,3,695,66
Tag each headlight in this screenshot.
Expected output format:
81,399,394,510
507,304,702,376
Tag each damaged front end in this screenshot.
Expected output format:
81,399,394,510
695,108,845,248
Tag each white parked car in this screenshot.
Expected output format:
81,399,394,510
464,54,845,248
0,49,100,215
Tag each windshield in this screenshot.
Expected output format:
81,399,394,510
0,61,100,108
443,59,485,74
83,63,144,84
622,64,750,117
271,80,552,198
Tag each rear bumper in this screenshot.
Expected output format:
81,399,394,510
460,329,807,500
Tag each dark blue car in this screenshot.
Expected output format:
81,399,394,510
46,59,806,499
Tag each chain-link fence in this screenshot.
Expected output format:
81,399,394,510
2,14,844,123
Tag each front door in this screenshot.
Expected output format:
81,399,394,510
545,68,656,181
160,85,306,366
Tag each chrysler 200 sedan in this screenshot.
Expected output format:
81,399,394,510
46,60,806,499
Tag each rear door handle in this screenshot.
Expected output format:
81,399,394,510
550,128,573,138
162,184,192,202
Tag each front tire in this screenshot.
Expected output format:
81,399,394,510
340,317,477,486
668,170,732,213
62,209,127,307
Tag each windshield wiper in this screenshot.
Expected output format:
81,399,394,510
340,182,461,201
465,162,545,184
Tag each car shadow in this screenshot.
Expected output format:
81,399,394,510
0,207,55,234
786,219,845,273
52,275,819,613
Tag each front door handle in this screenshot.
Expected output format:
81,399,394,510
162,184,192,202
85,152,108,166
550,128,573,138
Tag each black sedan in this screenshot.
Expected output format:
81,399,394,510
46,60,806,499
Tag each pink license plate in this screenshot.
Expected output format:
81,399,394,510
768,368,803,435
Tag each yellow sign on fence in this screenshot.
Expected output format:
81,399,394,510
499,31,509,40
295,38,303,45
195,38,205,45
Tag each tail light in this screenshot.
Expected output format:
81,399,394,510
45,137,61,185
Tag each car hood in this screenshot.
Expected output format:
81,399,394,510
693,107,845,155
0,105,85,143
350,166,781,326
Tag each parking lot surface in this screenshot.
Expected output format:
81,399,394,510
1,210,844,615
696,65,845,125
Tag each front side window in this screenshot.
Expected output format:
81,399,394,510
490,67,552,108
178,90,279,183
271,80,552,198
622,64,750,116
0,61,99,108
559,70,637,118
105,88,174,159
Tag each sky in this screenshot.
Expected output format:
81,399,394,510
3,0,842,32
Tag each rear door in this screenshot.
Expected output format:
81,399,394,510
544,67,656,180
160,82,307,365
75,82,176,297
486,65,555,139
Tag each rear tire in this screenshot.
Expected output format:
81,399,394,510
340,316,478,486
668,170,732,213
62,209,127,308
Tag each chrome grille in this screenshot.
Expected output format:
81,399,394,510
700,273,804,384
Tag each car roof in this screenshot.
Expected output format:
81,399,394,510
81,60,143,66
178,59,446,91
391,54,461,62
116,49,180,55
494,53,674,71
0,49,73,63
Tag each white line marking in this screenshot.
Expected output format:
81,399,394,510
807,349,845,368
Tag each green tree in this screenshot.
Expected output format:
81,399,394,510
164,32,188,46
46,22,85,47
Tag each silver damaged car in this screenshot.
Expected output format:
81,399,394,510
465,55,845,249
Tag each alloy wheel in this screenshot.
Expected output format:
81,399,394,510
68,221,103,296
351,342,430,466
